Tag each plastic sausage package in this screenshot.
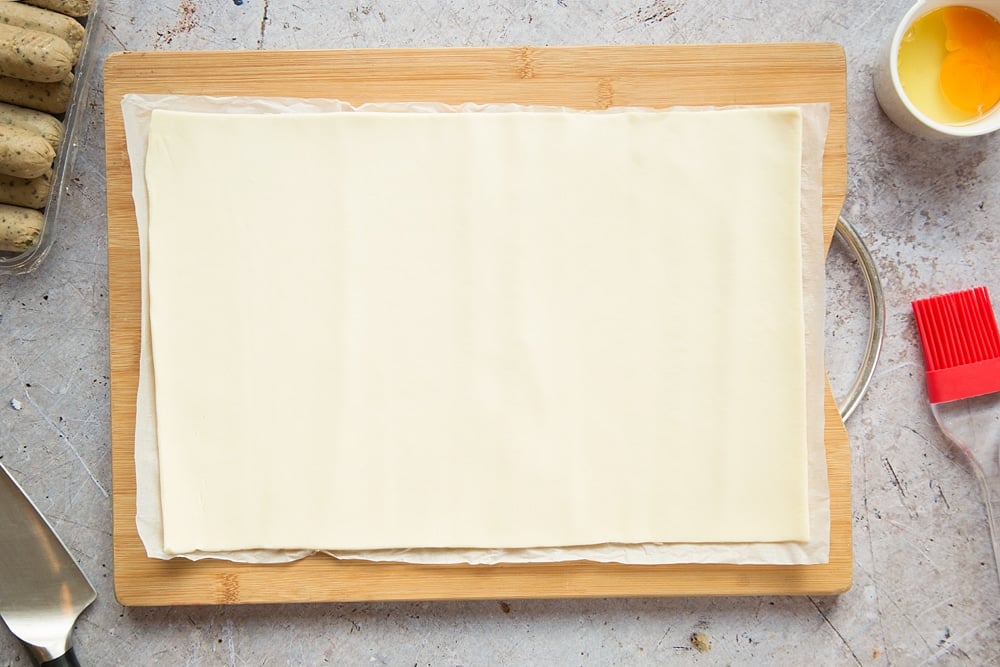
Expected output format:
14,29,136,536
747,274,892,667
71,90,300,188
0,0,101,274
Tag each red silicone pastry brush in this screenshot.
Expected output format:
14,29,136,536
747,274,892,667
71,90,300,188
912,285,1000,587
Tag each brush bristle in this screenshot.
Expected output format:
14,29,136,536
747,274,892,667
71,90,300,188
912,286,1000,403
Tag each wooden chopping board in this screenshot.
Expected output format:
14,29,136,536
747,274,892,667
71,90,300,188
105,44,849,606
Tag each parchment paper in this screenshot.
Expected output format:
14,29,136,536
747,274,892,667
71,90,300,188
123,94,829,565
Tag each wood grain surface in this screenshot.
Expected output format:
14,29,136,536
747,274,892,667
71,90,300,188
105,44,849,606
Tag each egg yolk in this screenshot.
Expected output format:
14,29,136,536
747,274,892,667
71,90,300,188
939,6,1000,115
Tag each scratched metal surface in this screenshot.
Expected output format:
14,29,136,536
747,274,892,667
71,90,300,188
1,1,999,664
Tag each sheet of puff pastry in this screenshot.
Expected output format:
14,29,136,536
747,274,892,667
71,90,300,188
125,95,830,564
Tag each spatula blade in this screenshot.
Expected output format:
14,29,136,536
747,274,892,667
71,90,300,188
0,462,96,665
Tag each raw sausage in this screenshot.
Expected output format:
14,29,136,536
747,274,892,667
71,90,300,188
22,0,93,19
0,123,55,179
0,71,73,113
0,101,62,150
0,203,43,252
0,24,73,83
0,169,51,209
0,2,85,61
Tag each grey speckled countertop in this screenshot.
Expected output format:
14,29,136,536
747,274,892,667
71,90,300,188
2,1,999,664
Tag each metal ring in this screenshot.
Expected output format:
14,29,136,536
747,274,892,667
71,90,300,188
833,215,885,421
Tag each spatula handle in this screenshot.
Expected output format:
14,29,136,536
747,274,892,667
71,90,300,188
38,647,79,667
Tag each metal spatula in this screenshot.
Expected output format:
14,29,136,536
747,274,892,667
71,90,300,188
0,461,96,666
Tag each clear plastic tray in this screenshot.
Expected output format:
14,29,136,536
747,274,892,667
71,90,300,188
0,0,103,274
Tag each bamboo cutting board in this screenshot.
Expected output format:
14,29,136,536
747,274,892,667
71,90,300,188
106,44,849,606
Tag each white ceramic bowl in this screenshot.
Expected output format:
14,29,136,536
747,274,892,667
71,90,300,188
874,0,1000,138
